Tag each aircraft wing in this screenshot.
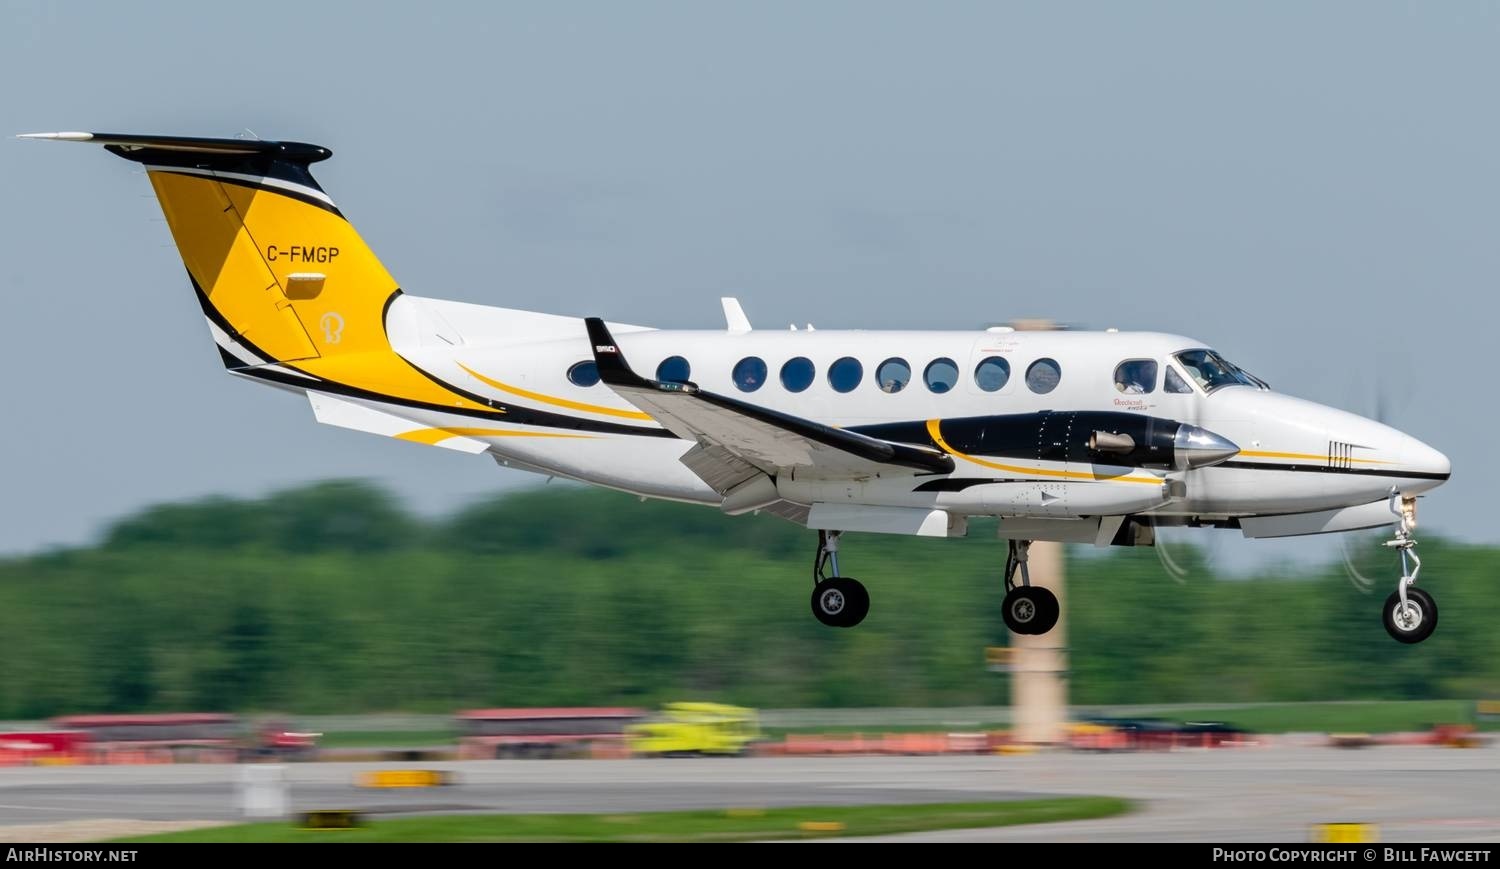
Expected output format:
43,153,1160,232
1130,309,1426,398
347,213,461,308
585,318,954,479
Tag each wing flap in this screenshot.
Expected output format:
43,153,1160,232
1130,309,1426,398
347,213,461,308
680,443,763,494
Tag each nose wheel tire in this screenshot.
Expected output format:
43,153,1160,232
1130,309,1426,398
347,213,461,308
1382,587,1437,644
811,577,870,628
1003,586,1059,636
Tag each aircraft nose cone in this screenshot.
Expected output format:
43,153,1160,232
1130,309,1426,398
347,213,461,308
1402,435,1451,483
1174,424,1240,469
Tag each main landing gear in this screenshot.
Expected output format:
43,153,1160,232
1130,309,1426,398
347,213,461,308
1002,539,1060,636
1381,492,1437,644
811,530,869,628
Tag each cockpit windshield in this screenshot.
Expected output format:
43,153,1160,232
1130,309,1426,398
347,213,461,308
1173,349,1266,392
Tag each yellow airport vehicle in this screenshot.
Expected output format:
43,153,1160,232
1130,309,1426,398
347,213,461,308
626,702,762,757
357,769,454,788
1311,822,1378,843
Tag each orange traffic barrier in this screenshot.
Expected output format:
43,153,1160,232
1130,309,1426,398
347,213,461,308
590,742,632,760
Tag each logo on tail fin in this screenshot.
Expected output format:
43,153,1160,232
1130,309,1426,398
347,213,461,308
319,311,345,344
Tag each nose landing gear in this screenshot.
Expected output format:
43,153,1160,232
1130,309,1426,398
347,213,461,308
1381,492,1437,644
1002,539,1060,636
811,530,869,628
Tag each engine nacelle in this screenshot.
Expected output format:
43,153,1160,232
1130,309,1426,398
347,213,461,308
854,411,1238,472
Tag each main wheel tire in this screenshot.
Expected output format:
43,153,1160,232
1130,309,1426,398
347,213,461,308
1382,587,1437,644
811,577,869,628
841,578,870,627
1028,586,1060,635
1003,586,1059,636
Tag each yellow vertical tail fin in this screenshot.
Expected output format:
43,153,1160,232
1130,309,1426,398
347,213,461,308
23,132,497,416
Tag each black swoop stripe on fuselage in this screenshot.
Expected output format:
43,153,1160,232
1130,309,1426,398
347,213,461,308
192,275,676,437
1215,460,1449,482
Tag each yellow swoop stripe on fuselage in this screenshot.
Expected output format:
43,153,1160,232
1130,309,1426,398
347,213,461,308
1238,449,1387,465
457,363,654,421
396,427,597,446
925,420,1163,485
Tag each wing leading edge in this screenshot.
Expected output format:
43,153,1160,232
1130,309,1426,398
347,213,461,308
584,318,954,478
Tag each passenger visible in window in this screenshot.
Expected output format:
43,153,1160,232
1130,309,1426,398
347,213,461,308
1114,360,1154,394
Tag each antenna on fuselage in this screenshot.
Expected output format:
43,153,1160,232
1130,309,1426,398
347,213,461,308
982,319,1073,333
721,298,752,333
1008,318,1060,332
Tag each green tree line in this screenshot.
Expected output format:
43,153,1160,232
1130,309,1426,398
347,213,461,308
0,480,1496,718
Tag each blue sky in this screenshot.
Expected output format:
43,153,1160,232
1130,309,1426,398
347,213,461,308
2,2,1495,569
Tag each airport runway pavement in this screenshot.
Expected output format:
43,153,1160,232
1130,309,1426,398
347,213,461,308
0,746,1497,842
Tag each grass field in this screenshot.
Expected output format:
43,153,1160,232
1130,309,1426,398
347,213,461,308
120,798,1130,843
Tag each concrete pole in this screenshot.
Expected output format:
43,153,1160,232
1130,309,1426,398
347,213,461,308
1011,540,1068,744
1002,318,1069,745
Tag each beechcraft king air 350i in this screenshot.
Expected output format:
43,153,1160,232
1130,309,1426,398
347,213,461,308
23,132,1455,643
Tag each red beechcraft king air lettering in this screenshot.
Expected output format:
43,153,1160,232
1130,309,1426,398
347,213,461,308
22,132,1454,643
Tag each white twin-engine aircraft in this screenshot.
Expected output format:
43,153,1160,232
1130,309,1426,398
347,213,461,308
25,132,1453,643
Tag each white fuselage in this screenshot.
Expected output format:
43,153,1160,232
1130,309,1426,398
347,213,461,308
352,294,1450,539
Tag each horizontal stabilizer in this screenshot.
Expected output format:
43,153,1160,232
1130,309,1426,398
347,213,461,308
18,131,331,164
308,393,488,454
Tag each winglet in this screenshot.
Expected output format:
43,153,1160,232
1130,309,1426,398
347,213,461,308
584,317,656,389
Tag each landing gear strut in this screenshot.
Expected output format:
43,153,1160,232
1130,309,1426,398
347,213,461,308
1002,539,1060,636
811,530,869,628
1381,492,1437,644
